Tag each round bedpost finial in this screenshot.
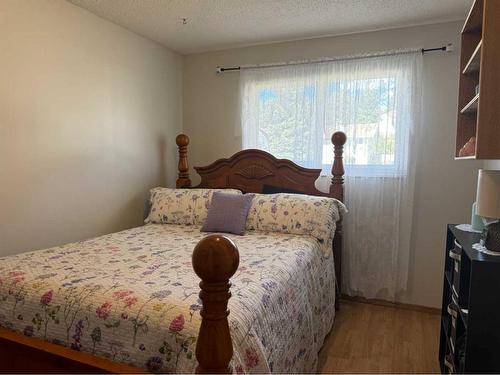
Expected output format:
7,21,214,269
331,131,347,147
192,235,239,374
192,235,239,283
176,133,189,147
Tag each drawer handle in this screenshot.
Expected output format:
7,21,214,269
449,250,461,262
453,239,463,250
447,303,458,318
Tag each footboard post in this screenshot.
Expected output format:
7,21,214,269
192,235,240,374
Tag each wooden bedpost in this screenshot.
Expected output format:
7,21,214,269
192,235,240,374
176,134,192,188
330,131,346,201
330,131,346,310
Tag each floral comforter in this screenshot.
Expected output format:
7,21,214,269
0,224,335,373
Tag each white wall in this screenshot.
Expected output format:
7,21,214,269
483,161,500,170
183,21,482,308
0,0,182,256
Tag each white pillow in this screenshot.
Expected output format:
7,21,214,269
145,188,242,226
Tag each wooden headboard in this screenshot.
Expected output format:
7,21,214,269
175,132,346,304
175,132,346,202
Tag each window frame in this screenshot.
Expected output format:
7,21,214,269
243,64,412,178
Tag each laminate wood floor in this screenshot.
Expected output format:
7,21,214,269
318,300,441,373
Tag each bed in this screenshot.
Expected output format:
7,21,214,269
0,131,347,373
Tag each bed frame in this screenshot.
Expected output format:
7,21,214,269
0,132,346,374
179,132,346,373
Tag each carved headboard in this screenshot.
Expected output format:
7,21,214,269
175,132,346,303
175,132,346,203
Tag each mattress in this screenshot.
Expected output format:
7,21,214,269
0,224,335,373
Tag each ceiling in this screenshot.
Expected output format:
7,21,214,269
68,0,472,55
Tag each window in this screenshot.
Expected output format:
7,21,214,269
241,54,419,177
322,77,398,175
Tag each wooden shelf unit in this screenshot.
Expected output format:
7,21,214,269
456,0,500,160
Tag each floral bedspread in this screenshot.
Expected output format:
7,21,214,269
0,224,335,373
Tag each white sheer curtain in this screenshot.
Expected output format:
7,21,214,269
240,51,422,300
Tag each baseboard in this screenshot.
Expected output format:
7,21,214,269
340,294,441,315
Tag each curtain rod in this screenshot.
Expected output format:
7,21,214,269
216,43,453,73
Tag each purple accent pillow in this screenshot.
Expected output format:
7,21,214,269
201,192,254,235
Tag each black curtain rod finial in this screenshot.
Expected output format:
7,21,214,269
422,43,454,54
216,66,241,74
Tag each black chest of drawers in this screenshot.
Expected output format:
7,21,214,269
440,225,500,373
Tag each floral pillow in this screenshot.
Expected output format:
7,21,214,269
246,193,347,255
145,188,242,226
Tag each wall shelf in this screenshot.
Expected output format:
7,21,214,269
455,155,477,161
460,94,479,114
462,0,483,33
455,0,500,160
462,40,482,75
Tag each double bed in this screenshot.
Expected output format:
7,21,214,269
0,132,347,373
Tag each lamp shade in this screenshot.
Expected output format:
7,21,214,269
476,170,500,219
